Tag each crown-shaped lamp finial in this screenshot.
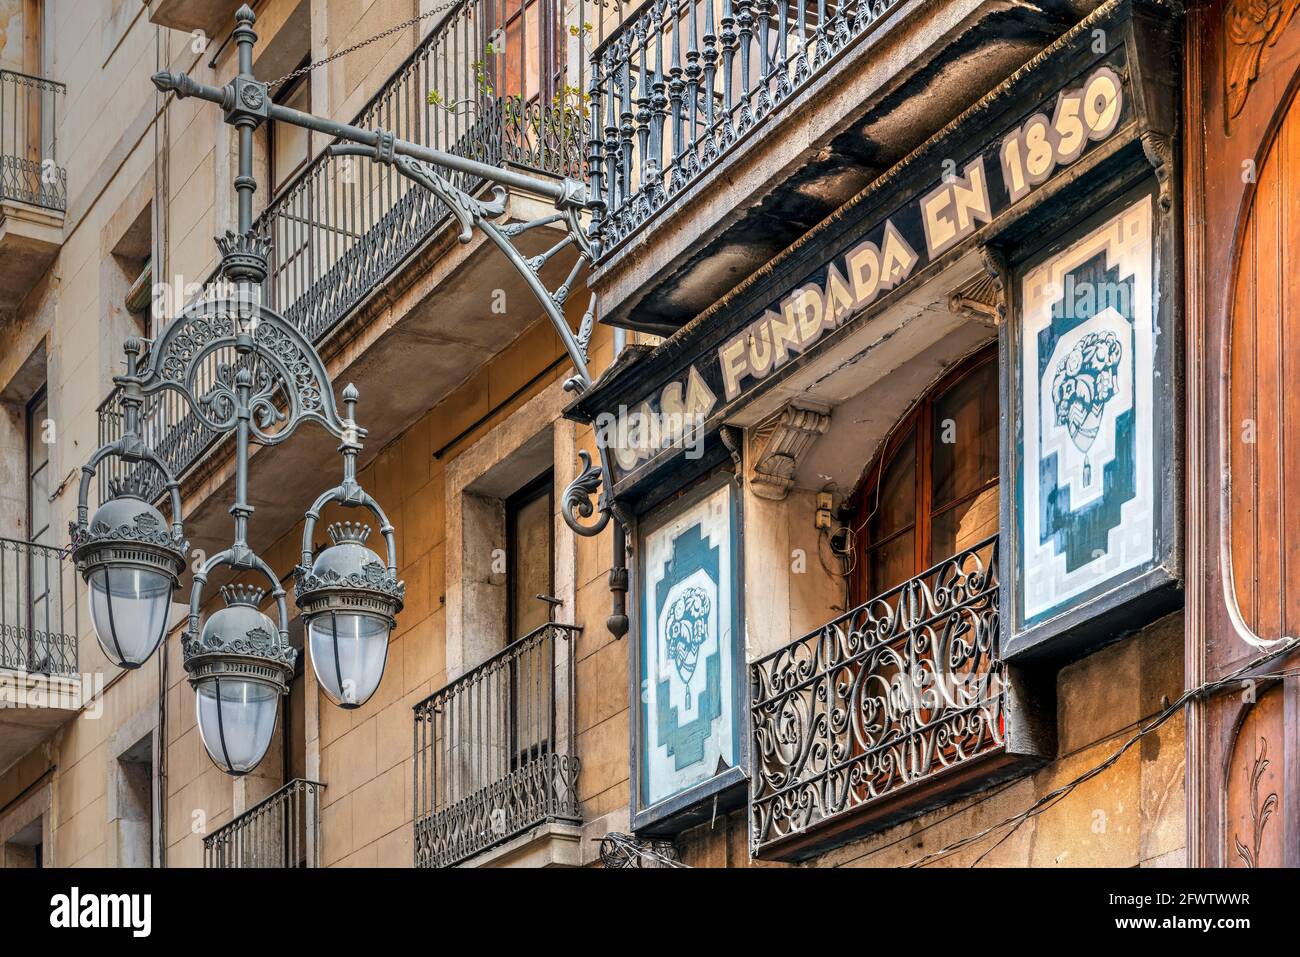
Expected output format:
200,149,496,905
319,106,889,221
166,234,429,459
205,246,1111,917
326,521,372,546
107,473,153,500
220,583,266,607
216,228,271,285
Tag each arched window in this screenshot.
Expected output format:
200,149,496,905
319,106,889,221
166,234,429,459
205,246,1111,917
851,347,1000,603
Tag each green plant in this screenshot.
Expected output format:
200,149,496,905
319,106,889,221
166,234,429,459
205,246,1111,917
425,22,596,141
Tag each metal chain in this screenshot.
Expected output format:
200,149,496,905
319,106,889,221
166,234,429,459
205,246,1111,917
266,1,462,90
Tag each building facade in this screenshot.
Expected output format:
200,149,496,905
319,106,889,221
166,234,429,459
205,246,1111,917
0,0,1293,870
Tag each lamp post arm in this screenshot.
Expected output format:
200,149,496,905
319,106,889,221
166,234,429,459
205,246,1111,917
149,71,587,208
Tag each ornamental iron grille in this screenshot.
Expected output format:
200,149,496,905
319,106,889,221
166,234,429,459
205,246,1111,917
749,534,1005,856
203,779,325,867
587,0,910,260
413,621,580,867
0,536,78,677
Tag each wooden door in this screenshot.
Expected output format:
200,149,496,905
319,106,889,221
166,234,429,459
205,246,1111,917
1186,0,1300,867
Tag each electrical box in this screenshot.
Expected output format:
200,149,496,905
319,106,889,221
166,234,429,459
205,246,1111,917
815,492,834,530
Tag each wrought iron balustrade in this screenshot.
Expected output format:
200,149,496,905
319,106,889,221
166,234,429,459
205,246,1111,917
750,535,1004,856
413,621,580,867
0,68,66,210
0,537,78,677
588,0,911,259
203,778,325,867
95,0,620,503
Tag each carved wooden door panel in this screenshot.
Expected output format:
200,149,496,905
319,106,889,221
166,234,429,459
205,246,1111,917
1187,0,1300,867
1225,685,1285,867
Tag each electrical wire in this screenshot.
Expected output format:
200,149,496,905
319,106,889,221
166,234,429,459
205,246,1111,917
906,639,1300,868
601,832,690,868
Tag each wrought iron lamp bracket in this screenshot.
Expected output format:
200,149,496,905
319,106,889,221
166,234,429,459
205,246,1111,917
299,465,399,583
72,335,187,545
119,294,356,447
69,443,188,555
328,138,596,393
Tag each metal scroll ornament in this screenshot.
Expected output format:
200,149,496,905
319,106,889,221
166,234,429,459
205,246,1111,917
562,449,612,536
143,296,350,444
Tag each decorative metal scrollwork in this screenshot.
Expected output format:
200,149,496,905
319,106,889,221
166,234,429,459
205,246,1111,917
562,450,612,536
132,296,353,446
333,136,597,393
386,152,508,244
750,535,1006,854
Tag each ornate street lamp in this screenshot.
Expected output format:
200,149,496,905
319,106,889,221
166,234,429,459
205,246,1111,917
71,0,644,772
295,387,404,709
185,584,294,774
69,8,403,776
69,370,188,669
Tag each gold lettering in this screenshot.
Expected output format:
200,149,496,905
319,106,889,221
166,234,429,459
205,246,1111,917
879,220,919,289
719,335,750,401
823,264,856,324
748,317,776,376
846,240,882,307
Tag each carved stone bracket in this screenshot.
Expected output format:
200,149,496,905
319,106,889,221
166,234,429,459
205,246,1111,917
746,402,831,501
948,268,1004,327
950,246,1012,328
1141,129,1175,210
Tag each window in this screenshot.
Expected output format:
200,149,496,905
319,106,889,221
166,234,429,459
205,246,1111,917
2,0,51,168
26,387,49,547
270,69,311,193
505,471,554,766
267,67,313,314
114,736,154,868
851,348,999,603
3,817,43,868
24,388,51,669
506,471,554,642
112,202,153,338
488,0,565,106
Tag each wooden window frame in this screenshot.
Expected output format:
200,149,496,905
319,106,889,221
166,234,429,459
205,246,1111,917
505,469,555,643
25,385,49,545
487,0,566,107
504,469,555,768
268,62,312,195
851,346,998,605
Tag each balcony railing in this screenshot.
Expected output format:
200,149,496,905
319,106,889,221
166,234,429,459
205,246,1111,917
750,535,1004,857
587,0,909,259
203,779,325,867
0,537,78,677
0,68,66,210
413,621,580,868
95,0,615,503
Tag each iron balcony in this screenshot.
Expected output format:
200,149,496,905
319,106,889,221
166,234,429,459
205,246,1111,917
413,621,580,868
750,534,1030,859
0,536,78,678
203,778,326,868
0,68,66,211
